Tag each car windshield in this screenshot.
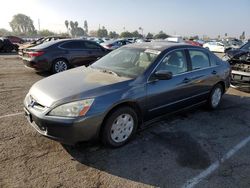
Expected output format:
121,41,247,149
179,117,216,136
91,47,160,78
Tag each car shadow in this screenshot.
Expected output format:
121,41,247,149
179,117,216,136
0,52,18,55
62,92,250,187
35,71,51,77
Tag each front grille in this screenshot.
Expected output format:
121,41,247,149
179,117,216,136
26,95,46,111
232,63,250,73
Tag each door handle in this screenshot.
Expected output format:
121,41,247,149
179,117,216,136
182,78,191,83
212,70,217,75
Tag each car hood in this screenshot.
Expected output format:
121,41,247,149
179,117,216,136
226,49,248,58
27,67,131,107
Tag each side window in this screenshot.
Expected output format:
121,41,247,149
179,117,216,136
156,50,188,75
189,50,210,70
84,41,101,50
61,41,83,49
210,53,221,66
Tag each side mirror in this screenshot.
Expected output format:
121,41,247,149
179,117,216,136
154,70,173,80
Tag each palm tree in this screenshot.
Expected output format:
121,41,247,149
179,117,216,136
65,20,69,35
65,20,69,29
74,21,78,28
139,27,143,36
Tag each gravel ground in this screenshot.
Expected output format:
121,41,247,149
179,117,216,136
0,54,250,188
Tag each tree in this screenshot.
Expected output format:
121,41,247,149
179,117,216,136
0,28,11,36
70,21,75,30
74,21,78,28
97,26,108,37
65,20,69,35
74,27,85,36
65,20,69,29
67,20,85,37
240,31,245,40
9,13,36,35
38,29,56,37
132,30,143,38
146,32,153,39
154,31,169,39
138,27,143,36
120,31,133,38
109,31,119,39
84,20,88,34
89,30,98,37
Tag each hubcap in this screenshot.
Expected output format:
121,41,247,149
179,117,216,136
110,114,134,143
54,61,67,73
211,88,222,107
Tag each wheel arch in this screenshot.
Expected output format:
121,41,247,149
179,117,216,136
214,81,226,94
99,101,144,137
50,57,70,71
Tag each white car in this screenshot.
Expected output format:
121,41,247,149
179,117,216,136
203,42,225,53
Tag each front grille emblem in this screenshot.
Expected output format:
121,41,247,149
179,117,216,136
28,96,36,108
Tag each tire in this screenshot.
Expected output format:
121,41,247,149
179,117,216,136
0,40,3,50
101,107,138,147
52,59,69,74
207,84,223,110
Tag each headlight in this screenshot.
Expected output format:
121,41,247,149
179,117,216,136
222,55,230,61
48,99,94,117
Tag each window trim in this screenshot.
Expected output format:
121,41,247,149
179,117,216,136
59,41,86,50
83,41,102,50
187,48,211,70
156,49,189,76
147,47,218,83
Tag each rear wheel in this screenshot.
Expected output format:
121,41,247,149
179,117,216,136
52,59,69,74
207,84,223,110
101,107,138,147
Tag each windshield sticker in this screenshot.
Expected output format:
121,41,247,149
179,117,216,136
145,49,161,55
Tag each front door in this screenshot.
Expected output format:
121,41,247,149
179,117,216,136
146,50,196,120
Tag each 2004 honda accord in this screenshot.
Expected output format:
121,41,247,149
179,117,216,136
24,42,231,147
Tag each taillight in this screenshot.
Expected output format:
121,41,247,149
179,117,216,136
106,44,112,48
28,51,44,57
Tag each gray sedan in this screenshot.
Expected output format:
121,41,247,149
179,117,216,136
24,42,231,147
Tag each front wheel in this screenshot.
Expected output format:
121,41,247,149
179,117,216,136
52,59,69,74
101,107,138,147
207,84,223,110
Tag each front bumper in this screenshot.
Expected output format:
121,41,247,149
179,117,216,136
24,107,104,145
231,70,250,88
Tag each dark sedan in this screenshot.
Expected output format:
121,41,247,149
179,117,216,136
24,42,231,147
22,39,109,73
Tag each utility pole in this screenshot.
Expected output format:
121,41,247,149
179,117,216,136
38,19,40,31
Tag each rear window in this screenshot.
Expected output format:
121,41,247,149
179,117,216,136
189,50,210,70
29,40,59,49
84,41,102,49
61,41,84,49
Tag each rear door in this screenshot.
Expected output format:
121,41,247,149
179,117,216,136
60,41,90,66
186,49,220,99
83,41,107,65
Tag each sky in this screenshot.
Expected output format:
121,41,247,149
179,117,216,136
0,0,249,38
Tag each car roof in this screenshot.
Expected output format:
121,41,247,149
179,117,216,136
124,41,192,51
